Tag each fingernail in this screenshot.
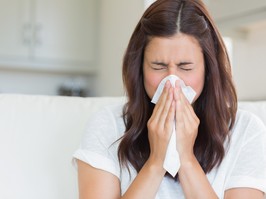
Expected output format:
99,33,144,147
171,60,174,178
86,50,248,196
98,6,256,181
175,80,178,87
173,88,178,100
176,88,181,99
165,80,170,88
175,80,181,88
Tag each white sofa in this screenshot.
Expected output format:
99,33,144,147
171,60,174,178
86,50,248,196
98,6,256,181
0,94,265,199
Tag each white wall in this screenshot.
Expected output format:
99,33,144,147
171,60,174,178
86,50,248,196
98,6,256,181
0,0,144,97
96,0,144,96
0,70,96,96
232,23,266,100
1,1,266,100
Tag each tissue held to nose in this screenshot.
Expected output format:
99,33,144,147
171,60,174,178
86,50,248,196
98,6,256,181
151,75,196,104
150,75,197,177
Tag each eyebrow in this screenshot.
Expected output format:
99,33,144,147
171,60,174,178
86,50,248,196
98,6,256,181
151,61,168,66
177,62,193,67
151,61,193,66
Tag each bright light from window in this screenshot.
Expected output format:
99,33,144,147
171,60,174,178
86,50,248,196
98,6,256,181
223,37,233,65
144,0,156,9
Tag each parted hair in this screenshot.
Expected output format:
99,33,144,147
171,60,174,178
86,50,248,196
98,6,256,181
119,0,237,177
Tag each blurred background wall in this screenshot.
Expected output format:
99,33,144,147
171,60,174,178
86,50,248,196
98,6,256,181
0,0,265,100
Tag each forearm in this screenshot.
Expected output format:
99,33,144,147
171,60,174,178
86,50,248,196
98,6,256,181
178,155,218,199
121,158,166,199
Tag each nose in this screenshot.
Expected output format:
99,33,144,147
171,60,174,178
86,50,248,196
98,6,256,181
167,63,179,77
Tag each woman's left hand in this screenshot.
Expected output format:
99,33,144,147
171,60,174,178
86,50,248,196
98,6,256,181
174,83,200,163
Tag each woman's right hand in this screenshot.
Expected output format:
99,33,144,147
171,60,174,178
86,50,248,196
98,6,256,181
147,80,175,167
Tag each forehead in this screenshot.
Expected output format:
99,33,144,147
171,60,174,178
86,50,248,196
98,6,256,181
144,33,203,60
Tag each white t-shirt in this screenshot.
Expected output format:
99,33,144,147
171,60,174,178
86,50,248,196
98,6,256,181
73,103,266,198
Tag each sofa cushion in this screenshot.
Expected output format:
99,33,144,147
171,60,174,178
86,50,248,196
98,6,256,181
0,94,265,199
0,94,125,199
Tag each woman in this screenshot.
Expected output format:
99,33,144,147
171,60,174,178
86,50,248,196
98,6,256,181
73,0,266,198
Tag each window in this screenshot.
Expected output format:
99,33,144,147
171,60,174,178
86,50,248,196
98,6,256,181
144,0,155,9
223,37,233,65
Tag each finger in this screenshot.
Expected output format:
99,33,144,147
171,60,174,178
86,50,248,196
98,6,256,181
181,104,193,131
164,100,175,136
158,87,174,127
180,89,199,124
179,88,194,124
179,88,200,131
176,81,198,122
153,80,170,112
174,82,196,129
174,87,185,131
151,80,171,121
173,81,180,101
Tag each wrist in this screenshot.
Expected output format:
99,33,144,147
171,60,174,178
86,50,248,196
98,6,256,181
179,153,197,168
145,157,166,176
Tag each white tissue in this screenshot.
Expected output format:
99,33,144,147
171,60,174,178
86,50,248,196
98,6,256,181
151,75,196,177
151,75,195,104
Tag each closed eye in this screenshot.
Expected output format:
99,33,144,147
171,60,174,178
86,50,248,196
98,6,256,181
151,62,168,70
177,62,194,71
180,67,193,71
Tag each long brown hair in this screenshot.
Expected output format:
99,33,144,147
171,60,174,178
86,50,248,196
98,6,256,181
119,0,237,176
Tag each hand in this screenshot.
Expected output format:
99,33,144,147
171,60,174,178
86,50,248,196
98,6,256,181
147,81,175,166
174,83,200,163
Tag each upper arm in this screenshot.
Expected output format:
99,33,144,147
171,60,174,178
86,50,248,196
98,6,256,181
77,159,121,199
224,188,265,199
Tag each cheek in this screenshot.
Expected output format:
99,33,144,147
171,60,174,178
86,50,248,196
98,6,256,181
144,73,163,99
183,73,205,101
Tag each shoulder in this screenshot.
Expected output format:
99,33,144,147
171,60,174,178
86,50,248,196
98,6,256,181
91,103,124,122
234,109,266,132
78,101,126,156
83,102,126,140
231,109,266,145
73,102,126,180
223,109,266,193
94,102,125,126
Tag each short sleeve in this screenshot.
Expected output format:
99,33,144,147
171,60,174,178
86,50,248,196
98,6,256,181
225,117,266,192
72,107,121,179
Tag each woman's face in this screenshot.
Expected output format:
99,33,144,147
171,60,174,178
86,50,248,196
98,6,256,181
143,33,205,102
